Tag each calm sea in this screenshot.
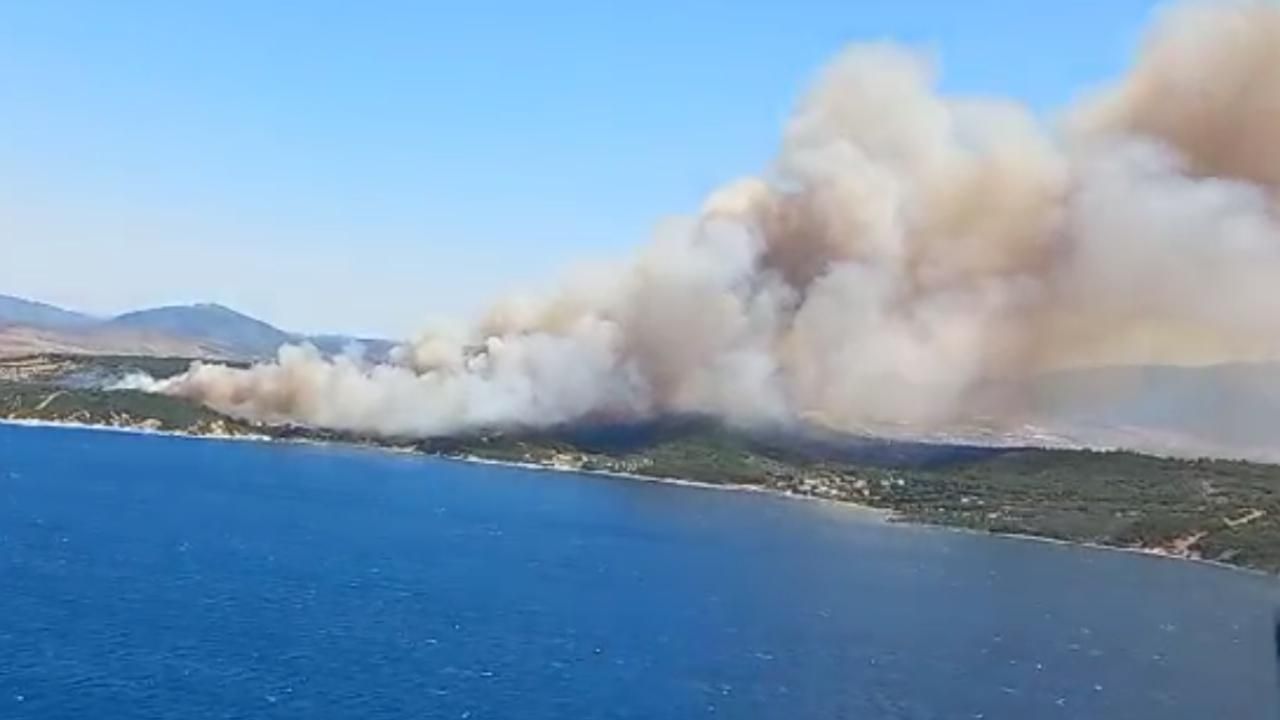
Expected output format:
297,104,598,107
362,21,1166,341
1,423,1278,719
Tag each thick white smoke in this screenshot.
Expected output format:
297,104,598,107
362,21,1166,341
149,0,1280,440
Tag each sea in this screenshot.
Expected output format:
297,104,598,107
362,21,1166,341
1,422,1278,719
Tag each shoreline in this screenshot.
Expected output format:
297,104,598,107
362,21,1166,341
0,417,275,443
450,452,897,518
937,523,1274,579
0,417,1270,578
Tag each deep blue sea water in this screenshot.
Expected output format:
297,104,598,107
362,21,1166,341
1,423,1278,719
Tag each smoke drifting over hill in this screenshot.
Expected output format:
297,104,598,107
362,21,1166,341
147,1,1280,439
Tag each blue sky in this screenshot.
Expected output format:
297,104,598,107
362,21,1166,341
1,0,1163,337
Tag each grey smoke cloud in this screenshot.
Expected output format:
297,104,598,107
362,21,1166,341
147,0,1280,441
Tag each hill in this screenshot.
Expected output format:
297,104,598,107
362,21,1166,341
0,294,97,329
0,293,394,361
0,325,224,360
105,303,291,359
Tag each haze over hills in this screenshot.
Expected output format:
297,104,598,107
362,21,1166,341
948,363,1280,462
1006,364,1280,455
0,293,393,362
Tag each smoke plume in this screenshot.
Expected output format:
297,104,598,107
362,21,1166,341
148,0,1280,441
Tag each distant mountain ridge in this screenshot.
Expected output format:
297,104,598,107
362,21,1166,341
0,294,98,330
106,303,293,358
0,293,393,361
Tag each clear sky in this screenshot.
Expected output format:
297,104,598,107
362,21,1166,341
1,0,1164,338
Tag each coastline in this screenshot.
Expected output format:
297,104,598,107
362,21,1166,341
451,452,897,518
0,417,275,443
939,523,1275,579
0,417,888,516
0,416,1270,578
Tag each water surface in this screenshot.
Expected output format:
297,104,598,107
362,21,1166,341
1,423,1277,719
